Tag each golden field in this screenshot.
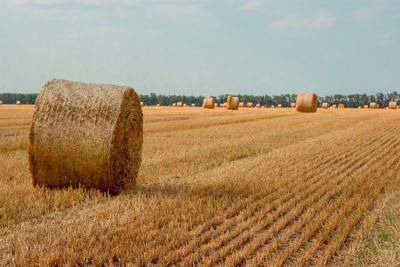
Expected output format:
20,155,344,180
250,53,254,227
0,104,399,266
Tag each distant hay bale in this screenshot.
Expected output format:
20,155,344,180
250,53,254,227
290,103,296,108
28,79,143,194
296,93,317,113
256,104,261,108
227,96,239,110
331,104,337,108
203,97,215,109
191,103,196,107
389,102,397,109
16,101,21,105
239,102,244,107
183,103,187,107
322,102,329,109
358,106,362,109
370,102,377,109
215,103,219,107
172,103,177,107
271,105,275,108
247,102,253,108
156,104,160,107
277,104,282,108
364,105,368,109
177,102,183,107
338,104,345,109
0,100,3,105
140,101,144,107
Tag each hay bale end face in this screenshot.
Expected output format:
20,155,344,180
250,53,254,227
389,102,397,109
370,102,377,109
203,98,215,109
28,79,143,194
322,102,329,109
296,93,317,113
227,96,239,110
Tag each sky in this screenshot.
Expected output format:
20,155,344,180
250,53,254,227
0,0,399,96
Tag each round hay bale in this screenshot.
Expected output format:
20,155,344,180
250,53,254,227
331,104,337,108
191,103,196,107
290,103,296,108
0,100,3,105
296,93,317,113
338,104,345,109
203,98,215,109
28,79,143,194
239,102,244,107
172,103,177,107
358,106,362,109
247,102,253,108
156,104,160,107
389,102,397,109
177,102,183,107
370,102,377,109
364,105,368,109
322,102,329,109
140,101,144,107
215,103,219,107
271,105,275,108
227,96,239,110
183,103,187,107
277,104,282,108
256,103,261,108
16,101,21,105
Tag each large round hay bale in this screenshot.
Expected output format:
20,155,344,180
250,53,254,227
16,101,21,105
322,102,329,109
227,96,239,110
177,102,183,107
290,103,296,108
296,93,317,113
370,102,377,109
247,102,253,108
389,102,397,109
239,102,244,107
28,79,143,194
203,98,215,109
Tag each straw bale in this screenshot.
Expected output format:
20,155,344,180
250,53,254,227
291,103,296,108
338,104,345,109
28,79,143,194
215,103,219,107
247,102,253,108
256,104,261,108
177,102,183,107
358,106,362,109
16,101,21,105
156,104,160,107
140,102,144,107
0,100,3,105
277,104,282,108
239,102,244,107
271,105,275,108
183,103,187,107
322,102,329,109
331,104,337,108
370,102,377,109
227,96,239,110
296,93,317,113
364,105,368,109
203,98,215,109
172,103,177,107
389,102,397,109
191,103,196,107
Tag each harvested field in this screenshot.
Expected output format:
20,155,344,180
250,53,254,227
0,105,399,266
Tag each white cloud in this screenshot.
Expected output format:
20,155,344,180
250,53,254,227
270,13,334,31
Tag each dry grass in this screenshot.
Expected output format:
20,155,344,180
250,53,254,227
0,105,399,266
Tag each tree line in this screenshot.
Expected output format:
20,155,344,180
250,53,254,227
1,91,399,108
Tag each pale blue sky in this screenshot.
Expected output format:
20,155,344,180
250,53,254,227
0,0,399,95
